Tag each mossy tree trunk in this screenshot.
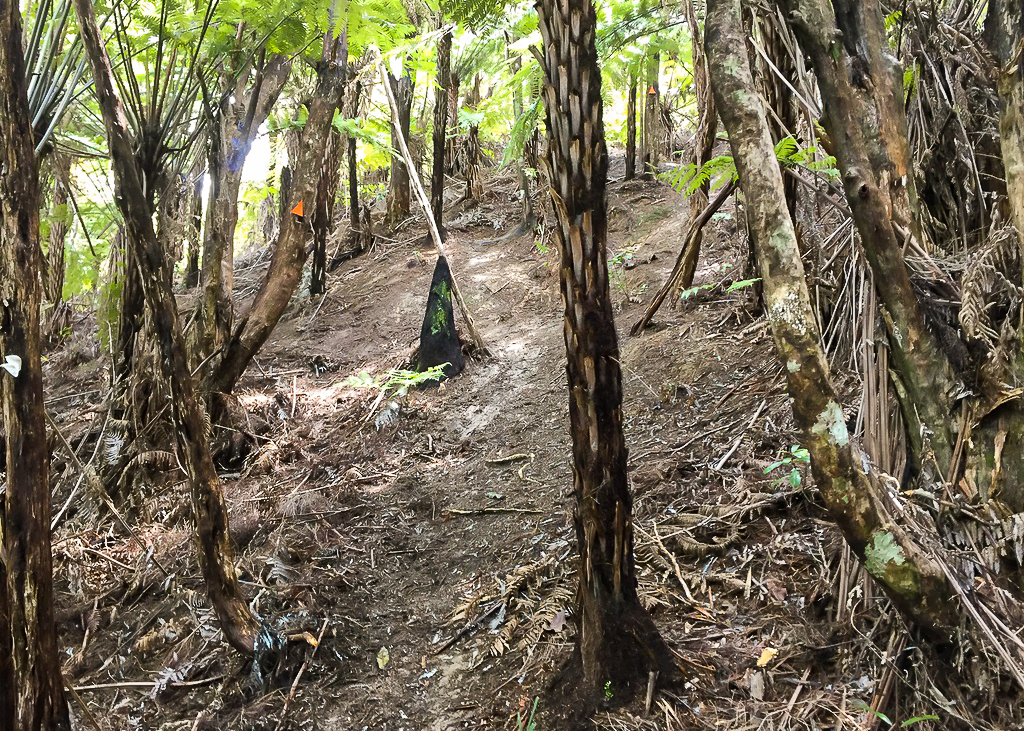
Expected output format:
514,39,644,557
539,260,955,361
779,0,958,478
706,0,960,627
0,0,72,725
534,0,674,706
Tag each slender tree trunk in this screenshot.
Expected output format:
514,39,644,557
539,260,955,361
625,74,637,181
386,69,414,227
195,53,290,365
73,0,262,654
44,151,70,305
641,51,660,179
706,0,958,628
430,22,452,235
0,1,72,726
781,0,957,476
686,0,717,214
534,0,673,706
311,125,342,295
507,38,534,224
346,64,363,249
209,36,348,399
184,167,201,289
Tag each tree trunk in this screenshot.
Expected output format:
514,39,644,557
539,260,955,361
781,0,957,477
706,0,959,628
386,69,413,227
0,1,72,726
625,74,637,181
311,125,342,296
534,0,673,706
73,0,262,654
209,37,348,399
184,167,201,289
346,64,363,250
641,51,659,179
43,151,70,305
430,22,452,235
686,0,717,214
195,53,290,365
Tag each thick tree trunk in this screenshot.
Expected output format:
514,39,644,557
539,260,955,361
430,23,452,235
781,0,957,476
195,53,290,365
706,0,958,628
625,75,637,181
73,0,262,654
0,2,72,727
311,126,342,296
209,39,347,399
534,0,673,706
386,70,414,227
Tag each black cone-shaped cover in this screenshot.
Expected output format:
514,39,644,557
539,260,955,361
418,255,464,377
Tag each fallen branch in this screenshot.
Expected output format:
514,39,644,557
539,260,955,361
630,180,737,335
378,60,489,355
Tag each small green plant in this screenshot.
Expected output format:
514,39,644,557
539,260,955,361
851,699,938,727
514,697,539,731
343,364,448,399
680,276,761,300
764,444,811,488
603,680,613,701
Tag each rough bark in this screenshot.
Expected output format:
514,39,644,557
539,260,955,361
534,0,674,704
0,0,72,726
430,23,452,235
625,75,637,181
707,0,958,628
781,0,957,475
73,0,261,653
345,66,363,251
209,39,347,399
311,122,343,296
195,53,290,364
386,69,414,227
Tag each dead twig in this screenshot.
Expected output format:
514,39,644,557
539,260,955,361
273,619,331,731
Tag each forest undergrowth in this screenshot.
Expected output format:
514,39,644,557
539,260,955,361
45,164,949,730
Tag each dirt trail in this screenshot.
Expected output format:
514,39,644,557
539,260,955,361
49,177,870,731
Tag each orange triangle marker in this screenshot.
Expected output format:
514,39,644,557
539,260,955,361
290,200,304,217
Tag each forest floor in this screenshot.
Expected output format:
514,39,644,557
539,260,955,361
47,162,899,731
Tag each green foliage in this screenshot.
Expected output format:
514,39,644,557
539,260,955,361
763,444,810,489
661,136,837,198
659,154,737,196
514,697,539,731
851,699,938,727
343,364,449,399
772,136,838,178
